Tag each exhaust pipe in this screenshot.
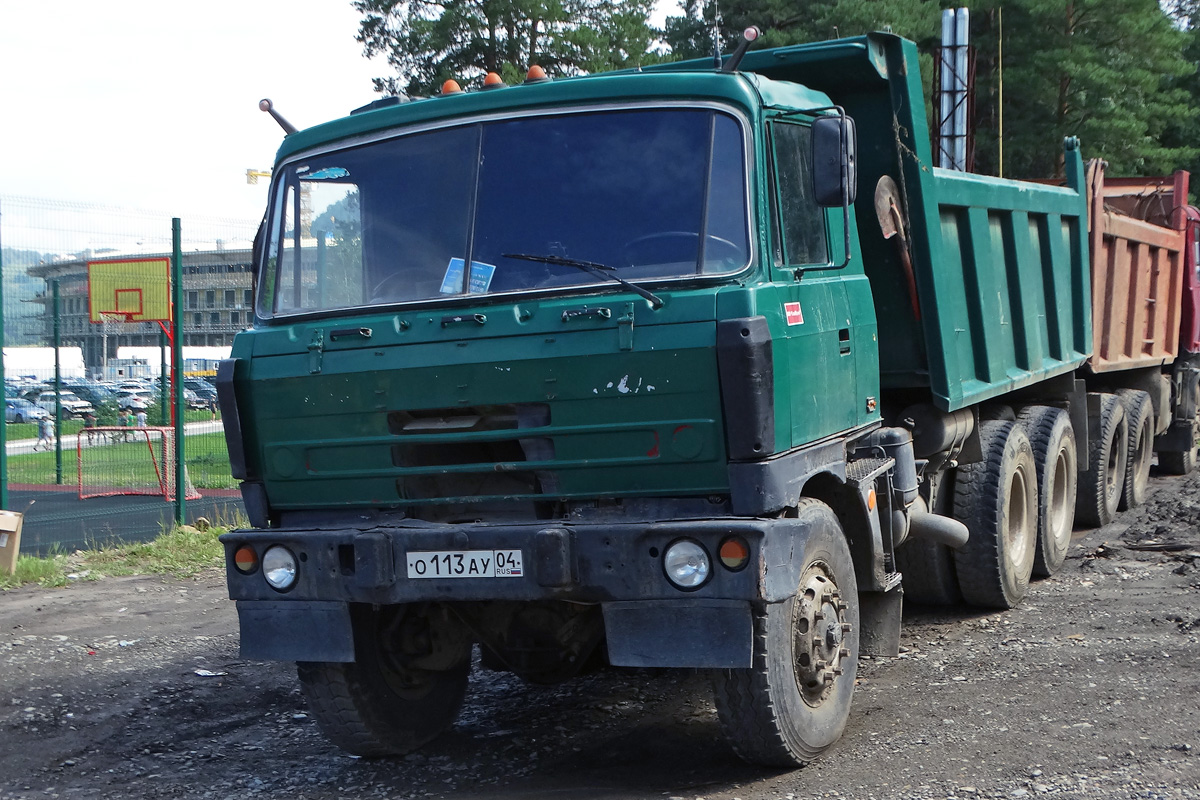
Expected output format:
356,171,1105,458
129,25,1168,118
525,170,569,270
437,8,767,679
905,496,969,549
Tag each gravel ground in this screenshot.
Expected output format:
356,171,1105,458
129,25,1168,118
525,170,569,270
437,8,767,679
1,468,1197,800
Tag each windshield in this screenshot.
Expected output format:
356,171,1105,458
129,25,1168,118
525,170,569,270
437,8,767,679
260,107,751,317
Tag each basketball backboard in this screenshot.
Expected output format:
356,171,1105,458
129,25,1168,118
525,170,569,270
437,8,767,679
87,257,172,323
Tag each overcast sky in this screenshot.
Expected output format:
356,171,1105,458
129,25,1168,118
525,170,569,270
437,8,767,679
0,1,384,227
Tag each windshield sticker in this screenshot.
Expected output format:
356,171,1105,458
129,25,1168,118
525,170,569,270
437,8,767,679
304,167,350,181
785,302,804,326
440,258,497,294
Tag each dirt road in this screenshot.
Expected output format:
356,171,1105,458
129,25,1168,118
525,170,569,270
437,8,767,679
2,470,1198,800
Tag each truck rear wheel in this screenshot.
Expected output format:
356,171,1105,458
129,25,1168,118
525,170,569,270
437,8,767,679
297,605,470,757
1116,389,1153,510
1158,375,1200,475
953,419,1038,608
893,539,961,606
1018,406,1077,578
1075,393,1128,528
712,499,859,767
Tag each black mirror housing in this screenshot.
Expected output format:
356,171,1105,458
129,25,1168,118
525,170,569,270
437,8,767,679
812,116,858,207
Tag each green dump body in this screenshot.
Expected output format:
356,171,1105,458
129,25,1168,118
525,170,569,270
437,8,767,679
720,34,1093,411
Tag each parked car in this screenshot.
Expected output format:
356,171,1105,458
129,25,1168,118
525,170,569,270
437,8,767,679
114,389,155,411
183,378,218,404
32,391,94,418
5,398,50,424
62,382,115,408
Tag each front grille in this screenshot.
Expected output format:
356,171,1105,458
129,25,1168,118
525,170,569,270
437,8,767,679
388,403,555,501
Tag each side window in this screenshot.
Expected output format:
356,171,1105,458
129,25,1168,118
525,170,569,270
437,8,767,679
772,123,828,266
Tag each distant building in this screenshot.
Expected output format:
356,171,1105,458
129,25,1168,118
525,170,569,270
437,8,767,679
27,249,254,369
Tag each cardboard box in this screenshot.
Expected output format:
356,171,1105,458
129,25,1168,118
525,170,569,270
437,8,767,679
0,511,23,575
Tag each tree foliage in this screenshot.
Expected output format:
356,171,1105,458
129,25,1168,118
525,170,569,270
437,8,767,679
660,0,1195,180
355,0,1198,182
355,0,658,95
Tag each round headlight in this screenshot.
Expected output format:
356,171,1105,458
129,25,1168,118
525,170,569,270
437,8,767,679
262,545,298,591
663,539,711,590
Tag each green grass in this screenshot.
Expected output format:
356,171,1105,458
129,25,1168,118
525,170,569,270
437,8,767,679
0,516,246,590
6,430,236,490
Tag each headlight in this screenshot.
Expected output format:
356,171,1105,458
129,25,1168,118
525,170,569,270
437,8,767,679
663,539,711,590
262,545,298,591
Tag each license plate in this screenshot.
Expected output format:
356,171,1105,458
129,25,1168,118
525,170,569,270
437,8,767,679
406,549,523,579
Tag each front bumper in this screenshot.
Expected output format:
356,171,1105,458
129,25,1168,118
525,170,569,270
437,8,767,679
221,516,817,668
221,518,786,605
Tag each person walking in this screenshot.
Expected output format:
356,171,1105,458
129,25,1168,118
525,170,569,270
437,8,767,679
34,416,53,452
135,408,148,428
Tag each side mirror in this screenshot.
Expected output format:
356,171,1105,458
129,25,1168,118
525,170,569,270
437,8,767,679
812,116,858,207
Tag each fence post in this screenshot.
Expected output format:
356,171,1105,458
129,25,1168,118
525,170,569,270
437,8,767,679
53,280,63,485
172,219,185,525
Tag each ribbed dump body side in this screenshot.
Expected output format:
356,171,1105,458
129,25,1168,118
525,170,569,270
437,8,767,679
1086,163,1189,372
711,32,1092,411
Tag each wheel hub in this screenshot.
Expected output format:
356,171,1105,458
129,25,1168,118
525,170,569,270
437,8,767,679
792,566,852,707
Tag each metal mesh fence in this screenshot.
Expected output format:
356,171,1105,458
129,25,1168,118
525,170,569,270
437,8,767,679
1,196,256,551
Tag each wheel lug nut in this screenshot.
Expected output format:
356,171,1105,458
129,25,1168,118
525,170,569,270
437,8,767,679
839,647,851,659
841,623,853,633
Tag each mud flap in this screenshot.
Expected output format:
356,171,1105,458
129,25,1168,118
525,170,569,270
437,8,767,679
236,600,354,662
858,586,902,657
602,599,753,668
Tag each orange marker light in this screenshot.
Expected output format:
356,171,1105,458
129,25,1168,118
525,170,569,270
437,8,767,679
234,545,259,574
483,71,505,88
719,537,750,571
867,488,877,511
441,79,463,95
525,65,549,83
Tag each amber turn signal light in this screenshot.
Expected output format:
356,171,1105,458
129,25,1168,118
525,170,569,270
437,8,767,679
719,537,750,571
234,545,259,574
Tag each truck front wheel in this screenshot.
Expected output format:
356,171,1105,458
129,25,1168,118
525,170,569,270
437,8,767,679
711,499,859,767
298,605,471,757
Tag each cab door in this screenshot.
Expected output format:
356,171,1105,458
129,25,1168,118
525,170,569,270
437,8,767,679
768,121,860,448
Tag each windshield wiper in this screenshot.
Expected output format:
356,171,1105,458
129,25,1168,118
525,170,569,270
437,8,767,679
503,253,664,309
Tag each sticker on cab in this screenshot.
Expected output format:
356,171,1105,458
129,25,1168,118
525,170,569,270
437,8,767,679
784,301,804,326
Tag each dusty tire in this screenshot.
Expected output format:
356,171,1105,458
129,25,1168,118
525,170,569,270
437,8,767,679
1075,393,1128,528
1158,440,1198,475
1018,406,1077,578
894,538,961,606
1116,389,1153,511
297,606,470,757
1159,375,1200,475
712,499,859,767
953,419,1038,609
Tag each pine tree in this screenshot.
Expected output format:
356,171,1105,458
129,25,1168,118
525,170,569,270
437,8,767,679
355,0,658,95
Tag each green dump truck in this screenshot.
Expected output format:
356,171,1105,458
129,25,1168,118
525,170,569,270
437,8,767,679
217,31,1189,766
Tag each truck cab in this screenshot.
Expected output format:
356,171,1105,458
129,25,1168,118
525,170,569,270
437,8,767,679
220,33,985,767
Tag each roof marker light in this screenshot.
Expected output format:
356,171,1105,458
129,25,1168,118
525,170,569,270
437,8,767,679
482,72,505,89
524,65,550,84
441,79,463,95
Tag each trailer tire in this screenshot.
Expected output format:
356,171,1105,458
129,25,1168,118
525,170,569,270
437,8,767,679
1017,406,1077,578
952,419,1038,609
297,606,470,757
1075,393,1128,528
894,539,961,606
712,499,858,767
1158,375,1200,475
1117,389,1153,510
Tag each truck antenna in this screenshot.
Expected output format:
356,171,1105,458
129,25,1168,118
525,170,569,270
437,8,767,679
259,99,298,135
